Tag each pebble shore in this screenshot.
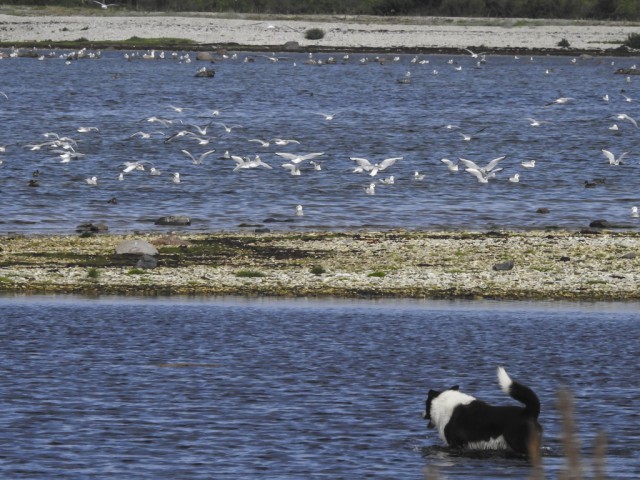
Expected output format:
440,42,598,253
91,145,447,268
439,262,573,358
0,11,639,52
1,230,639,299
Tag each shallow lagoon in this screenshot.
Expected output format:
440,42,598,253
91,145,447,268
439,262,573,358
1,296,638,478
0,51,639,233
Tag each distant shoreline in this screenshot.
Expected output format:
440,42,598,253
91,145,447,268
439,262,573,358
1,12,639,55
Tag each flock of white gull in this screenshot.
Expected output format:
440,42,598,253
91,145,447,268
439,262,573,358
2,46,640,221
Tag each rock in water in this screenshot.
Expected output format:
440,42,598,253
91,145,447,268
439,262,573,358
195,68,215,78
155,215,191,226
196,51,214,61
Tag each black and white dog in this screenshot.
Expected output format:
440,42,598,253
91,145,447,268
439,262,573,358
423,367,542,455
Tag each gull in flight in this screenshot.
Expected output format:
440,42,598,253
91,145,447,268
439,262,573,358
77,126,99,133
275,152,324,164
456,126,488,141
272,138,300,146
168,104,192,113
601,149,628,165
526,117,551,127
181,149,216,165
463,48,486,59
91,0,118,8
215,122,243,133
316,112,336,120
613,113,638,128
459,156,505,183
436,124,460,131
143,116,173,127
249,138,271,148
440,158,459,172
59,151,85,163
545,96,574,106
232,155,272,171
350,156,402,176
129,131,165,139
121,161,150,173
459,156,506,176
187,122,213,136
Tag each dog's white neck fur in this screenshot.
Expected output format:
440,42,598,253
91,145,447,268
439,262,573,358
431,390,476,442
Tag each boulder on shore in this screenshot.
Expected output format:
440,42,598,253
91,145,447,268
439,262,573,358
115,239,158,255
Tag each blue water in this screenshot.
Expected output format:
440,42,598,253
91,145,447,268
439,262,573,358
1,296,638,478
0,50,639,233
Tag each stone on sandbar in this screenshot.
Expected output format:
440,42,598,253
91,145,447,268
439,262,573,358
115,239,158,255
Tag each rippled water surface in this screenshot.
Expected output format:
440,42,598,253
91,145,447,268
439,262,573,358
1,296,638,478
1,51,640,233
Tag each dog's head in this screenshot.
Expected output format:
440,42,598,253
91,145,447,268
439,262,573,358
423,385,459,428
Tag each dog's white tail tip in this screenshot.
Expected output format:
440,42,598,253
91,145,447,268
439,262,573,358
497,366,512,394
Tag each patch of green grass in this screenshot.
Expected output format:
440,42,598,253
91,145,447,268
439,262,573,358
0,276,14,283
368,271,386,278
310,265,326,275
624,32,640,49
87,268,100,279
235,270,266,278
127,268,147,275
557,38,571,48
0,36,196,49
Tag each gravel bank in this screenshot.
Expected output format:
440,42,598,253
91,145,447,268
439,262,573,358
0,12,638,52
1,230,639,300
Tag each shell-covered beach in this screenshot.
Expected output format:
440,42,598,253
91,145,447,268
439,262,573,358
1,230,639,299
0,10,639,52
